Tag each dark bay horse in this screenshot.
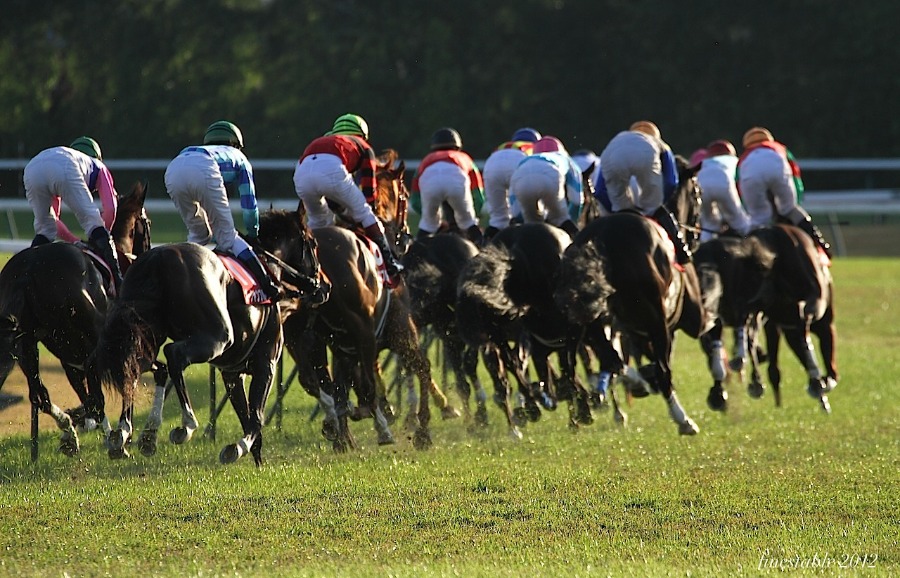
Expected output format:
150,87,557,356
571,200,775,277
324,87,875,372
554,187,720,434
402,232,493,427
0,181,152,460
91,213,322,466
266,152,450,451
456,223,597,436
698,225,837,412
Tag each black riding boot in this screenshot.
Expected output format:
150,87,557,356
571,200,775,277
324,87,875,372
88,227,124,291
559,219,578,239
651,207,692,265
237,248,281,302
796,216,832,258
364,223,404,282
30,234,52,247
465,224,484,245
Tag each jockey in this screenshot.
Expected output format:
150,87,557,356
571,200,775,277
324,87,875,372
23,136,124,291
508,136,583,238
696,139,751,242
293,113,404,283
737,127,832,257
165,120,281,302
482,127,541,239
596,120,692,264
410,127,485,245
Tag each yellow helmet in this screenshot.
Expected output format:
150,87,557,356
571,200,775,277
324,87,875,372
630,120,660,140
742,127,774,148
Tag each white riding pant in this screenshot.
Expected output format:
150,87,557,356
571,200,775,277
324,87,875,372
417,160,477,233
600,131,663,215
738,148,801,228
482,148,526,229
24,149,105,240
509,157,570,226
697,163,751,241
165,150,249,255
293,153,378,229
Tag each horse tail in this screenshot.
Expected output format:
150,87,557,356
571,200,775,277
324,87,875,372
405,258,444,313
554,242,614,324
455,244,527,345
458,245,526,320
91,303,156,407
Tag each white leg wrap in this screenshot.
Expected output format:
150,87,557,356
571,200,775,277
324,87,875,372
711,340,727,381
148,385,166,429
236,437,252,457
803,337,822,379
667,392,688,424
475,383,487,404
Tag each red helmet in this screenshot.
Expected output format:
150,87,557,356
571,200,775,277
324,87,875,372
706,139,737,157
688,148,708,168
532,136,566,154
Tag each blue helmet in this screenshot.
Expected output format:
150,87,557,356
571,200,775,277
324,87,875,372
511,127,542,143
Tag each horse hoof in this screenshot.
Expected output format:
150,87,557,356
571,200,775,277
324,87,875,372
332,439,349,454
321,420,339,442
509,426,524,441
747,382,765,399
169,427,191,445
138,431,158,457
219,444,240,464
108,446,131,460
728,357,745,373
377,431,396,445
108,430,127,452
614,411,628,427
403,413,420,432
58,438,80,457
820,396,832,414
441,405,462,420
678,419,700,436
823,377,838,393
412,428,432,450
349,406,373,422
474,406,489,427
706,388,728,412
511,407,528,428
807,379,826,399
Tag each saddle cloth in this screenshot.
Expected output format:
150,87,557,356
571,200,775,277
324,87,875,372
645,217,683,272
354,232,395,288
80,245,117,298
217,254,273,305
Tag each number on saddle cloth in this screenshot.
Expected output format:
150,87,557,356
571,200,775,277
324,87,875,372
216,253,273,305
356,233,394,288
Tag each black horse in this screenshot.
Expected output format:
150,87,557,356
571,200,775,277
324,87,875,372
554,173,719,434
402,232,495,427
0,181,152,460
698,225,837,412
456,223,599,436
91,212,322,466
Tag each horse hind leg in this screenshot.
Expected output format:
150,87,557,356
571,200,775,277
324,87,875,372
19,344,80,457
783,326,831,413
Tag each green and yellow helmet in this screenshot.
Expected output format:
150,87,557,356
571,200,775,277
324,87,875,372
70,136,102,160
326,114,369,140
203,120,244,148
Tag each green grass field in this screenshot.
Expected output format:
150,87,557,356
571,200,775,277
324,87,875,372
0,256,897,577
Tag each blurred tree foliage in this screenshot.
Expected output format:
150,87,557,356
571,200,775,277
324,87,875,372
1,0,896,168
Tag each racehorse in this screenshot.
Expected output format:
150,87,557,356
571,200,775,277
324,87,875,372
554,165,720,435
91,211,322,466
267,151,451,451
456,223,597,436
402,232,493,428
0,181,153,460
698,225,837,412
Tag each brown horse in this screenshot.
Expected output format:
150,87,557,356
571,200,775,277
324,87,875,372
265,150,455,451
0,181,154,460
698,225,837,412
554,166,720,435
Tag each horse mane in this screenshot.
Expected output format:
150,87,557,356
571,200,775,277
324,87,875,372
91,302,157,407
554,242,614,324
